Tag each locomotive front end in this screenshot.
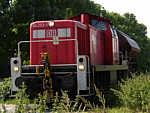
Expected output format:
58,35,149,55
11,20,91,96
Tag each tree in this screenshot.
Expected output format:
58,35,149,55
0,0,13,68
0,0,149,73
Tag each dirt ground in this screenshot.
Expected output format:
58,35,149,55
0,104,15,113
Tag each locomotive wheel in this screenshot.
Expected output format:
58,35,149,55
15,76,44,98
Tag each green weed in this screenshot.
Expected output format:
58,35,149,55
15,82,31,113
0,78,11,101
112,73,150,112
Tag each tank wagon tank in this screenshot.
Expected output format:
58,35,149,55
11,14,140,96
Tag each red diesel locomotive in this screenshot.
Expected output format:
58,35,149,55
11,14,140,96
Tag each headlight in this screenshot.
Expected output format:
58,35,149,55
14,66,19,72
79,65,85,71
49,21,54,27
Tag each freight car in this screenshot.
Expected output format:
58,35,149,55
10,14,140,97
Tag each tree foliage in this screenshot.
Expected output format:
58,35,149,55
0,0,149,72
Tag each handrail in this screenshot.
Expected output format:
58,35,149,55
17,39,77,57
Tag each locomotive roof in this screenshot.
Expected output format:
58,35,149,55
117,29,141,51
70,13,110,24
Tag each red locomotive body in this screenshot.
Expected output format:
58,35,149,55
30,20,77,65
71,14,120,65
30,14,120,66
11,14,140,96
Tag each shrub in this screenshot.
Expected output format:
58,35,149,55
15,83,31,113
0,77,11,101
52,91,81,112
32,93,47,113
112,74,150,111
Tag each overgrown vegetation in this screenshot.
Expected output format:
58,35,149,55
0,77,107,112
112,74,150,112
0,78,11,101
1,74,150,112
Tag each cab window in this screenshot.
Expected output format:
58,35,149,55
91,19,107,31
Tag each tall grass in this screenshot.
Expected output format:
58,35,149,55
15,83,31,113
0,78,11,101
0,78,11,113
112,73,150,112
1,73,150,112
51,90,107,113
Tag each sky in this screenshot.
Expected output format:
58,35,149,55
92,0,150,37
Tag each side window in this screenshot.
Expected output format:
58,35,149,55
33,29,45,39
91,19,107,31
